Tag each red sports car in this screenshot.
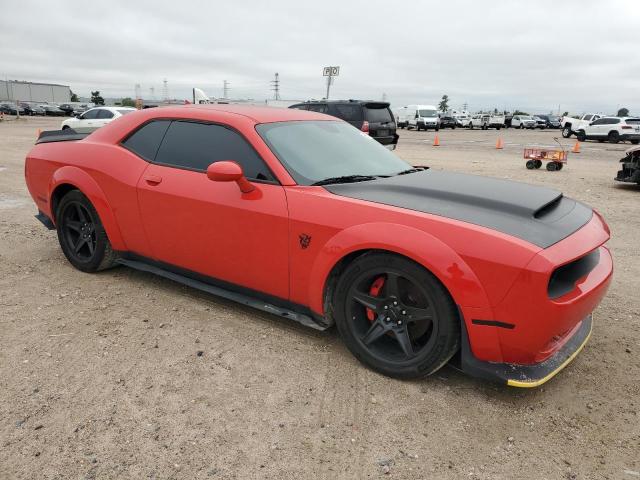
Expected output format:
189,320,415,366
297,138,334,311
25,105,613,386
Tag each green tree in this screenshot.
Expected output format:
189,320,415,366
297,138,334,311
617,107,630,117
562,111,569,117
91,91,105,105
438,95,449,113
70,91,79,102
121,97,136,107
513,110,529,115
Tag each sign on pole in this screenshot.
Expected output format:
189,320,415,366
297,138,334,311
323,66,340,77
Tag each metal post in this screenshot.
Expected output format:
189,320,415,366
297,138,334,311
326,74,332,100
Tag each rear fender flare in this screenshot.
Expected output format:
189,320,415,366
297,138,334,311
49,166,126,250
309,222,492,315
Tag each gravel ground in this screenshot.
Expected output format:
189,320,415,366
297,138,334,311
1,117,639,480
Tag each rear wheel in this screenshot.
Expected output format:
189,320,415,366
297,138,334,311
577,130,586,142
535,160,543,169
631,140,639,145
608,131,620,144
546,162,557,171
333,253,460,379
55,190,117,272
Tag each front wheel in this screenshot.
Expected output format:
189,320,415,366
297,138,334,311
562,126,572,138
56,190,117,272
333,253,460,379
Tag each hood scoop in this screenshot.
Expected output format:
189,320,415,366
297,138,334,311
325,170,592,248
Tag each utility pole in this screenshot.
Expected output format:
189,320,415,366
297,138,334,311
162,78,169,103
270,73,281,100
223,80,230,99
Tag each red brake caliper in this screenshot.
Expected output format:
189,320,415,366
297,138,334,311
366,276,386,321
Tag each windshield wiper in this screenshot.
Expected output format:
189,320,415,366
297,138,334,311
311,175,379,186
396,166,429,176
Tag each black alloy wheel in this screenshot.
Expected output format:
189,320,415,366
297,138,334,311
334,253,459,379
56,190,117,272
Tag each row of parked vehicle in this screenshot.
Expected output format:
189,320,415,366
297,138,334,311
561,113,640,144
0,102,94,117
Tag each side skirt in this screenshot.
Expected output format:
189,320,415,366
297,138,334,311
116,257,329,331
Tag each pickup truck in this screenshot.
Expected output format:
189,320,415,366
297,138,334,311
561,113,602,138
467,113,504,130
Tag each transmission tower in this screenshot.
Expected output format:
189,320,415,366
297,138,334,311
223,80,230,99
462,101,468,111
270,73,281,100
162,78,169,102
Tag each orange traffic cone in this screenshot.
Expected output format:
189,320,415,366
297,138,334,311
572,140,580,153
495,137,504,149
433,134,440,146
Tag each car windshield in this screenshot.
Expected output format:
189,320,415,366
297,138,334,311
256,120,410,186
419,109,438,117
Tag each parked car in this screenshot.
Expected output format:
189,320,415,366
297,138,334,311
61,106,136,133
58,104,76,116
532,116,547,129
615,145,640,184
466,113,504,130
41,105,66,116
73,104,92,116
511,115,537,129
20,103,46,116
289,100,398,149
561,113,603,138
504,114,513,128
536,114,561,129
453,114,469,127
395,104,440,131
575,117,640,144
25,104,612,386
0,103,25,115
438,116,457,129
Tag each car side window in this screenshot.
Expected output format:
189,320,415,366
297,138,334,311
591,119,606,125
609,118,620,124
121,120,172,161
82,109,100,120
97,109,114,119
154,121,274,181
306,104,328,113
332,104,363,122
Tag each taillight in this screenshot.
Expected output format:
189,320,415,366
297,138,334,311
361,121,369,133
621,125,632,129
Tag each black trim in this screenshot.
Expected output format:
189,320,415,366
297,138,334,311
35,129,89,144
35,211,55,230
455,310,593,386
116,254,330,331
548,249,600,299
471,319,515,329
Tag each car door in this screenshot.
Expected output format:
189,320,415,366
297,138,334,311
587,118,606,138
74,109,100,132
95,109,114,130
136,120,290,300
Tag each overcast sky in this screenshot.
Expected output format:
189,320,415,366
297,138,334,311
1,0,638,114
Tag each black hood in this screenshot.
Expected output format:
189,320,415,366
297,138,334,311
324,170,592,248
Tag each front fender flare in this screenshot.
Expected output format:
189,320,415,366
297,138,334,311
49,166,126,251
308,222,492,315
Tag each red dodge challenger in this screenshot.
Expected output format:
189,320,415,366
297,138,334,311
24,105,613,386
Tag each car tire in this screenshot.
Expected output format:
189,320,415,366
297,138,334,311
496,127,501,130
562,126,572,138
469,123,473,130
546,162,557,171
598,139,605,143
608,131,620,144
526,160,535,169
535,160,543,169
62,125,70,130
333,252,460,379
577,130,586,142
55,190,118,273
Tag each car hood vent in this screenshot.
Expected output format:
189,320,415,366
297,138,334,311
324,170,593,248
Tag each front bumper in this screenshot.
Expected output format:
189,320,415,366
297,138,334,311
458,314,593,388
418,121,439,129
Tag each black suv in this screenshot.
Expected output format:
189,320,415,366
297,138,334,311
289,100,398,149
438,116,457,129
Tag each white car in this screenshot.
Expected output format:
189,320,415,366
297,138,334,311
61,106,136,133
511,115,537,129
576,117,640,144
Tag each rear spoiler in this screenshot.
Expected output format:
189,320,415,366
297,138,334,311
36,128,89,145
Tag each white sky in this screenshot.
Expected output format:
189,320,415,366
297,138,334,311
1,0,639,114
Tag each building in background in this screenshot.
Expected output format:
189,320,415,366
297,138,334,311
0,80,70,103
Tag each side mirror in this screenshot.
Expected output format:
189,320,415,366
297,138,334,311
206,161,255,193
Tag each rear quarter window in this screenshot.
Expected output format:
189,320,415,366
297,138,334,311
332,104,363,122
121,120,171,161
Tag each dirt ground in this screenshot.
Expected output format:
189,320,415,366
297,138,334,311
1,117,638,480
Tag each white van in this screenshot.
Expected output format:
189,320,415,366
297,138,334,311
397,104,440,131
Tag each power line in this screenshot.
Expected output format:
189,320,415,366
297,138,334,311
270,72,280,100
